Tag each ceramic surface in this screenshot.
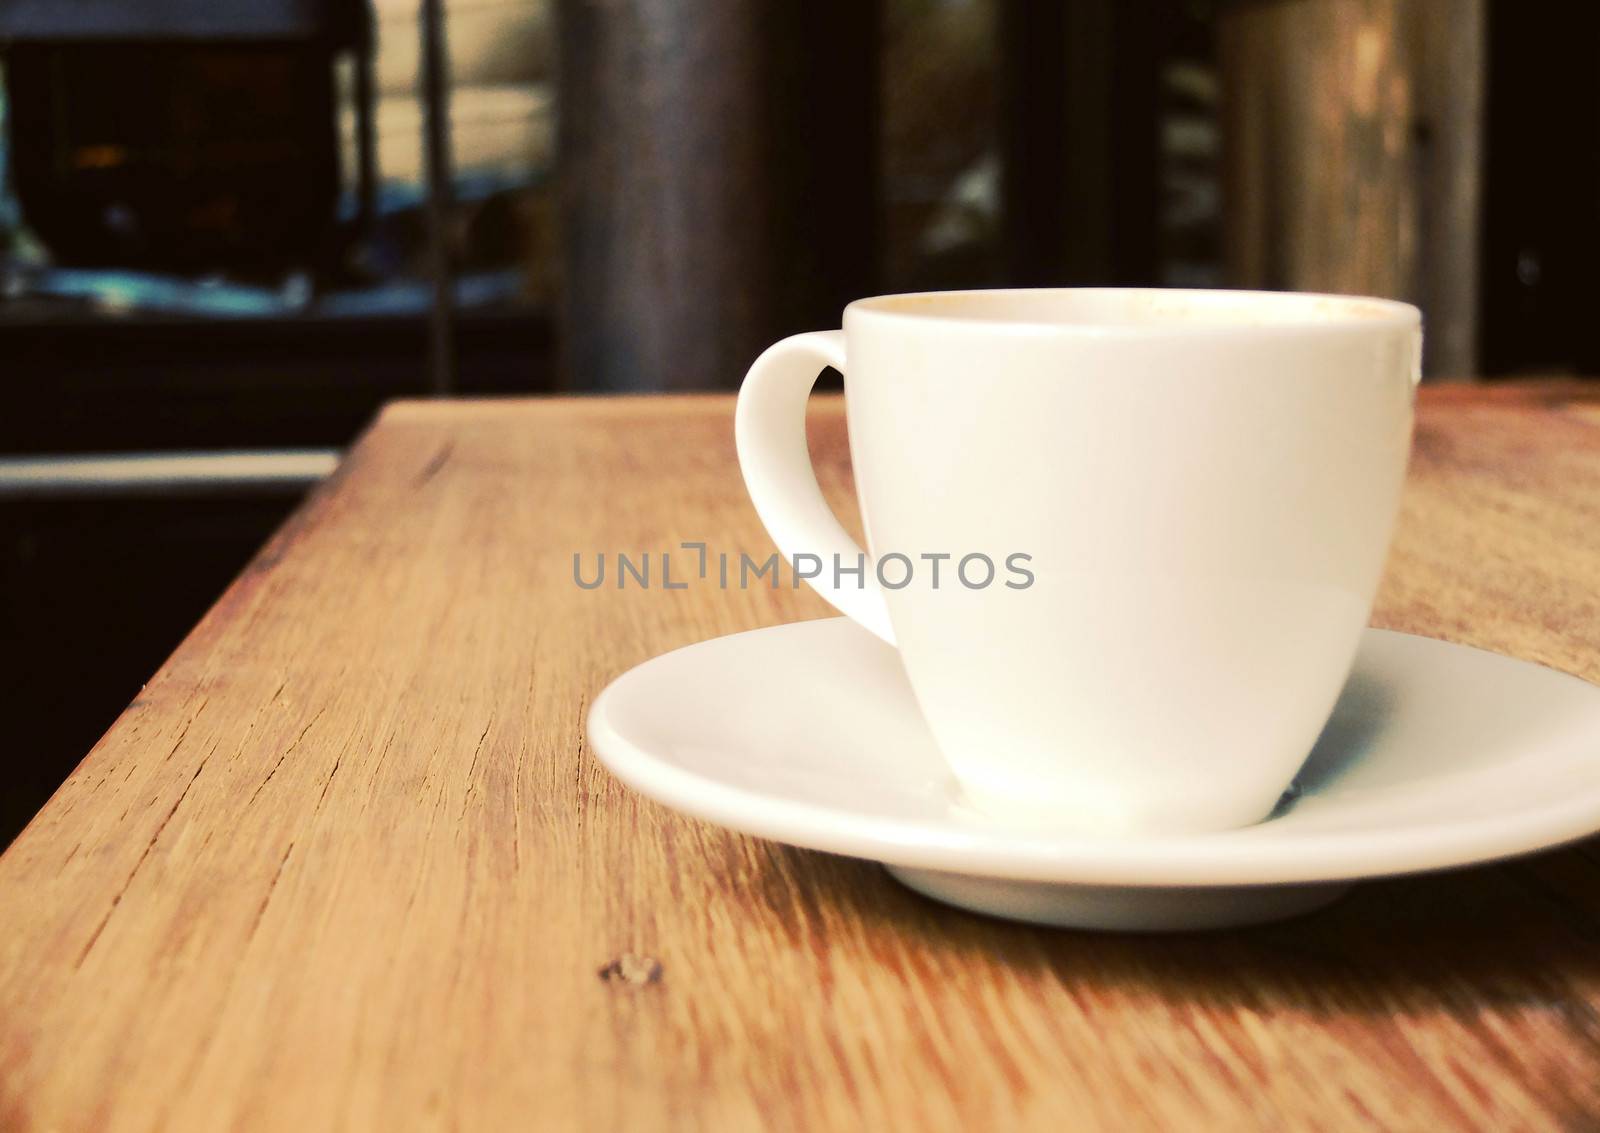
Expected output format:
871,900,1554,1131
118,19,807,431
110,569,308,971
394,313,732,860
736,288,1423,833
589,618,1600,930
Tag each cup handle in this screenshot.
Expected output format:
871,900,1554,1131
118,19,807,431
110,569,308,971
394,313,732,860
735,331,895,644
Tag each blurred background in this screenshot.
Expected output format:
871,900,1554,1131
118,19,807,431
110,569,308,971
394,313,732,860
0,0,1593,841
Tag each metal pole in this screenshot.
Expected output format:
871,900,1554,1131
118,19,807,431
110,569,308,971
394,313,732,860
555,0,879,392
420,0,457,396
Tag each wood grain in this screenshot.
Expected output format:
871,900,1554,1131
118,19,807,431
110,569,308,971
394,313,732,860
2,385,1599,1131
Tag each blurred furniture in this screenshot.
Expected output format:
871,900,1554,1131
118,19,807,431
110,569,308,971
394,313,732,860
347,0,551,185
2,383,1598,1128
0,0,552,396
1219,0,1486,377
0,310,553,456
0,0,373,274
555,0,878,391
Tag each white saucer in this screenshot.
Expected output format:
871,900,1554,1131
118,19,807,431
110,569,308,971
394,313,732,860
588,618,1600,931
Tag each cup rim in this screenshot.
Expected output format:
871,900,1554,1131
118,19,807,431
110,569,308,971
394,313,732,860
844,287,1422,337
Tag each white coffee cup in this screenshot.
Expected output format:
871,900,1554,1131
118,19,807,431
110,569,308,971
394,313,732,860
735,288,1421,836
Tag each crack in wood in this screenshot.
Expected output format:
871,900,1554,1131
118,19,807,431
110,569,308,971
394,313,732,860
149,837,298,1132
245,842,295,944
314,754,344,812
160,696,209,764
117,698,209,832
75,753,210,969
573,693,589,836
247,707,328,808
459,716,495,824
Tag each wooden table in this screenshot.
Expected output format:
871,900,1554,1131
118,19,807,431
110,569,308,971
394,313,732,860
2,383,1599,1131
